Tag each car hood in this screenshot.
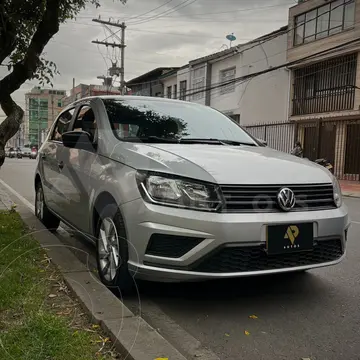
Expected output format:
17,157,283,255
117,143,333,185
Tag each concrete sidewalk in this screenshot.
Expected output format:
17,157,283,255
0,185,12,210
340,180,360,198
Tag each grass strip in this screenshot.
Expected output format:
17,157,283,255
0,210,120,360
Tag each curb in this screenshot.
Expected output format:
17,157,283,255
14,203,188,360
342,193,360,199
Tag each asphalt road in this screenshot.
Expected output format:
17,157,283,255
2,157,360,360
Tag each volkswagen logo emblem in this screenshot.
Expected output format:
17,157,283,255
277,187,296,211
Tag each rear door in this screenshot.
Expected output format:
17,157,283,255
40,107,75,216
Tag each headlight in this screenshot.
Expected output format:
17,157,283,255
137,172,223,212
332,175,342,208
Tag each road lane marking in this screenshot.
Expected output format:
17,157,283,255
0,178,35,212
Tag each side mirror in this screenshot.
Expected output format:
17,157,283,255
62,131,94,151
256,138,267,146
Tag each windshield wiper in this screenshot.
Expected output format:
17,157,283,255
123,136,179,143
123,136,256,146
124,137,226,145
179,138,225,145
181,138,256,146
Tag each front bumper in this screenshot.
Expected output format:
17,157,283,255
122,199,350,282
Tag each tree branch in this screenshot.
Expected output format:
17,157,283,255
0,8,17,64
0,0,61,100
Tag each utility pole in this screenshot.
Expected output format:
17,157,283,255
37,99,41,147
92,19,126,94
120,23,126,95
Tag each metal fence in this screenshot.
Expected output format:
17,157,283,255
244,119,360,181
245,121,295,154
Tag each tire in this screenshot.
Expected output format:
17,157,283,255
35,182,60,232
95,203,134,294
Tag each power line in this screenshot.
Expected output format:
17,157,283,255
128,0,199,26
184,38,360,99
124,0,175,22
122,0,358,86
101,0,199,40
67,20,252,40
77,1,293,21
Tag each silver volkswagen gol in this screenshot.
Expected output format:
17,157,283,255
34,96,350,293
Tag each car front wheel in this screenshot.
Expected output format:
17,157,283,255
35,182,60,232
96,204,134,294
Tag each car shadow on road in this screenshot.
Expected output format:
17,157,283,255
137,270,331,302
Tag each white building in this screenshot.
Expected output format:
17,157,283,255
186,26,290,125
129,26,290,127
161,65,190,101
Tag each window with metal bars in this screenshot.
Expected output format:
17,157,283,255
292,53,357,115
220,67,236,95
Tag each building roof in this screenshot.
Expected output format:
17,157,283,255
126,67,180,86
189,25,288,66
25,86,66,96
158,64,189,79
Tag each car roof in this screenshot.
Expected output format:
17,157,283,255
64,95,203,111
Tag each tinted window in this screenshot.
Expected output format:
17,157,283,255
72,105,97,142
51,108,75,141
103,98,256,144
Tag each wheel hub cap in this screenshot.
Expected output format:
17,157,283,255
36,187,44,220
98,217,120,281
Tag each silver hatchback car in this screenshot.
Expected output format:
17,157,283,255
34,96,350,293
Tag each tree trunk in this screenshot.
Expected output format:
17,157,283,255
0,95,24,167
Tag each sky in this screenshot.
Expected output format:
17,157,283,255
0,0,296,119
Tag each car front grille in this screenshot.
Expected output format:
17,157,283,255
220,183,336,213
191,239,343,273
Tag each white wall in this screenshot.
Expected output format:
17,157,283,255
189,64,207,106
208,32,289,126
162,74,177,99
177,66,190,101
238,33,290,126
209,53,242,115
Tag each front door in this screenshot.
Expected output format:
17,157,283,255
344,123,360,176
303,125,318,160
319,122,336,165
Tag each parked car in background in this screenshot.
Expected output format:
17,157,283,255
8,147,17,158
34,96,350,294
20,147,32,158
29,147,38,159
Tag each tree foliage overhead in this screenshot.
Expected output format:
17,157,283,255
0,0,126,166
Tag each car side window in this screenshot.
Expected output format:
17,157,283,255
72,105,97,142
51,108,75,141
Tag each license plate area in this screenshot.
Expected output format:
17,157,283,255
266,223,313,255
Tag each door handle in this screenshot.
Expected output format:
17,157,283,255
58,161,64,170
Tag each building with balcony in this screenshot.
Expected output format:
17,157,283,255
288,0,360,179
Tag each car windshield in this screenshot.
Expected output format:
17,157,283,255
103,98,257,145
